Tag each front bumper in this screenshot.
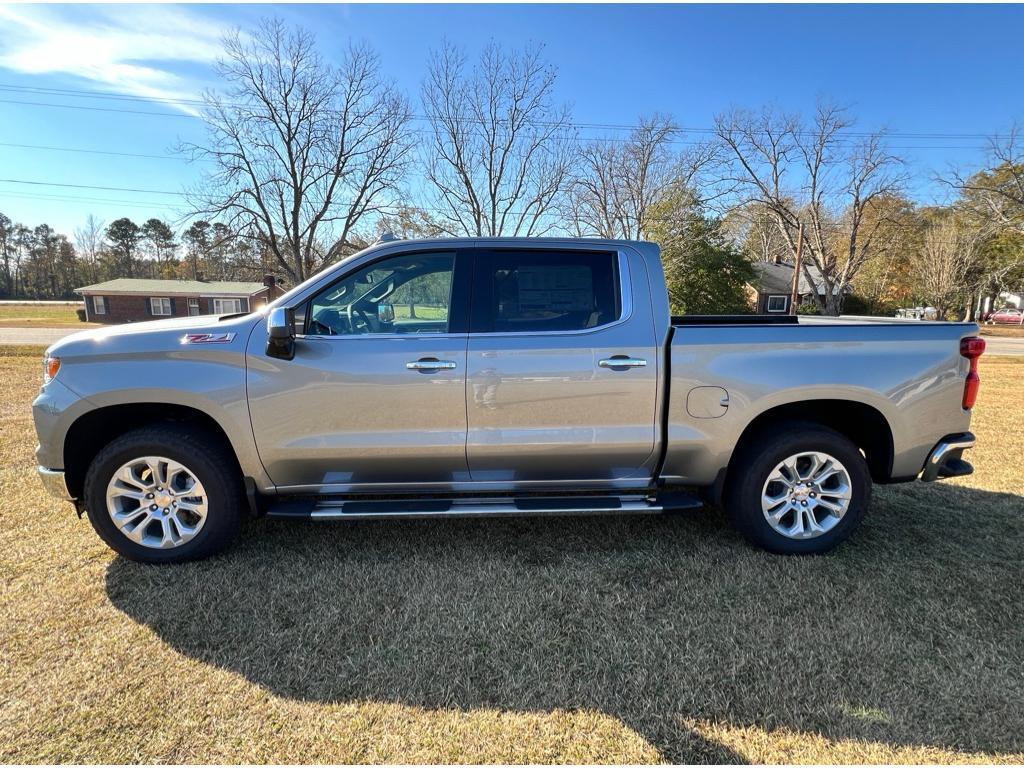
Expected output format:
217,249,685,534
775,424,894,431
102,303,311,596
920,432,976,482
38,466,75,501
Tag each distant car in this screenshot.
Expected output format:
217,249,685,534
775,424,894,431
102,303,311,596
985,308,1024,325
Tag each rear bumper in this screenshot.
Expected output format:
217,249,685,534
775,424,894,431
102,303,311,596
920,432,976,482
38,467,75,501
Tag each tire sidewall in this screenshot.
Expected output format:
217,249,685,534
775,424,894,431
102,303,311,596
727,426,871,555
84,427,241,563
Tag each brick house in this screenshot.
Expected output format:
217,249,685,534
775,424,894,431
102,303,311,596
77,276,284,324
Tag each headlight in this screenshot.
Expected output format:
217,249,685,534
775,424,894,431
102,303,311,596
43,355,61,384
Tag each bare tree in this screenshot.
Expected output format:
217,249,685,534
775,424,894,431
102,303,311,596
374,206,446,240
569,115,719,240
0,212,14,296
74,214,105,286
913,215,986,320
184,19,412,283
723,201,792,264
951,124,1024,233
421,41,575,237
714,103,907,314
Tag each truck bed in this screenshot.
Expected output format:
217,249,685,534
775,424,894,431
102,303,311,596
660,317,978,488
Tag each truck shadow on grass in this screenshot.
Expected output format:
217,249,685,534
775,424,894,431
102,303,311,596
105,482,1024,763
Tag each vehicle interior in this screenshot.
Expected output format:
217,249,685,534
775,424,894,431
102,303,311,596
305,253,453,335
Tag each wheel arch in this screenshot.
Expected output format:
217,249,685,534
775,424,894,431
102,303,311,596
63,403,243,500
715,399,895,505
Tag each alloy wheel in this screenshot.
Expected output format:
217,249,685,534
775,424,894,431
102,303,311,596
105,456,208,549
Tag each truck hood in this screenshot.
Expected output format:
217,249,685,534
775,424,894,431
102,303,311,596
46,312,264,359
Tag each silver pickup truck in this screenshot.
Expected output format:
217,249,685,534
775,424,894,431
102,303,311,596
33,237,985,563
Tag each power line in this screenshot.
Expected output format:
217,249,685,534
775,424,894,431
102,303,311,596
0,83,211,109
0,190,181,211
0,82,1011,144
0,141,185,161
0,185,998,245
0,178,186,196
0,98,195,119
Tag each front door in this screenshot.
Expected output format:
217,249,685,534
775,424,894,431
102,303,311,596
465,247,660,487
247,250,472,492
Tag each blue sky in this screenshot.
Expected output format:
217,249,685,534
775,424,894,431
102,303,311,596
1,3,1022,235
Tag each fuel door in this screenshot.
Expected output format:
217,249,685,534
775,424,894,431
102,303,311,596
686,386,729,419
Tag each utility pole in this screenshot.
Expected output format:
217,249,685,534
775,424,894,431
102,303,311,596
789,222,804,315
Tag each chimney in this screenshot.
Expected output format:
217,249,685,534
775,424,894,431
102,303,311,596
195,270,206,282
263,274,276,290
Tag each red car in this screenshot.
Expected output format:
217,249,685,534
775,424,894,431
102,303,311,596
986,308,1024,325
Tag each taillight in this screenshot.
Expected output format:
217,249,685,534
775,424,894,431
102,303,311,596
960,336,985,410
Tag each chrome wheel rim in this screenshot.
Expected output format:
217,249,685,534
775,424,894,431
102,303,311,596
105,456,208,549
761,451,852,540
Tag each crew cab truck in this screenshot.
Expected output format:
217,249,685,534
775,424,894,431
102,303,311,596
33,237,984,563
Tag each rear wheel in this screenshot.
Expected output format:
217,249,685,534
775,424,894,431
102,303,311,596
725,423,871,554
83,424,244,563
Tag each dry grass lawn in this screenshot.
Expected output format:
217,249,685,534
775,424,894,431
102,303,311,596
980,324,1024,338
0,304,95,328
1,345,1022,764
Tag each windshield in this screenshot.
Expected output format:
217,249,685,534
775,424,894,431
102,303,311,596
264,244,376,312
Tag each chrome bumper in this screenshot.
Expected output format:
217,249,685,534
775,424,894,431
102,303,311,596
38,467,75,501
921,433,976,482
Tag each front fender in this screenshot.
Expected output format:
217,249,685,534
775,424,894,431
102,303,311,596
35,314,272,491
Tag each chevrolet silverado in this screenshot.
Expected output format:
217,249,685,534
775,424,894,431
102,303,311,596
33,237,984,562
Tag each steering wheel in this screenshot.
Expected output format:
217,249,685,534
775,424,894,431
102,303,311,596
346,305,373,334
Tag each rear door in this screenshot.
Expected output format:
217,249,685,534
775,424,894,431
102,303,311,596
465,246,660,487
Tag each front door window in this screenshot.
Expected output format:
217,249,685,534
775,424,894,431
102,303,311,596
307,252,456,336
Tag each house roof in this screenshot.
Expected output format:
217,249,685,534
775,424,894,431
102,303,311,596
76,278,267,296
750,262,842,296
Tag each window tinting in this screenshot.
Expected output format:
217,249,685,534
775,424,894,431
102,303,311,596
476,251,620,333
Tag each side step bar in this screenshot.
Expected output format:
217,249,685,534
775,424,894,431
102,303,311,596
266,490,703,520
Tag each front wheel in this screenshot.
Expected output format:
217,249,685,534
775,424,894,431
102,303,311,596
83,424,244,563
725,423,871,554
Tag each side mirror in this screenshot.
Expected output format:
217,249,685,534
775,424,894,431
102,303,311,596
266,306,296,360
378,303,395,324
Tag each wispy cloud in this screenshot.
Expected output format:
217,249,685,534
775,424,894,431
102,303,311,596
0,5,231,115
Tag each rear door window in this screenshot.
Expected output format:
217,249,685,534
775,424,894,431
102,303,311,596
471,250,621,333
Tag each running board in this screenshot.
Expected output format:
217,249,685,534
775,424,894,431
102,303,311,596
265,491,702,520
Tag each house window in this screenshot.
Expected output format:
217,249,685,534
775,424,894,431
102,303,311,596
150,297,172,316
212,298,243,314
188,298,200,316
92,296,106,315
767,295,789,313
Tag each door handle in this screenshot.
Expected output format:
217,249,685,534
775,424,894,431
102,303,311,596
406,358,457,371
598,356,647,369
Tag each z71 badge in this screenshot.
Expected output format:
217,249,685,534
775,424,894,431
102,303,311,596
182,332,236,344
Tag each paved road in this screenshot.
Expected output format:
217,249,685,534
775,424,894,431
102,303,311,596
982,336,1024,356
3,325,1024,356
0,327,82,346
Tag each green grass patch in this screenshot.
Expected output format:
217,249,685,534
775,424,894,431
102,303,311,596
0,303,88,327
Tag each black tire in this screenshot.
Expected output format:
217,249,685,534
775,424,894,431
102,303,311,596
83,423,244,563
724,422,871,555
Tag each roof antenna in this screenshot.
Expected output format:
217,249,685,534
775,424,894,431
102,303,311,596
376,230,399,244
